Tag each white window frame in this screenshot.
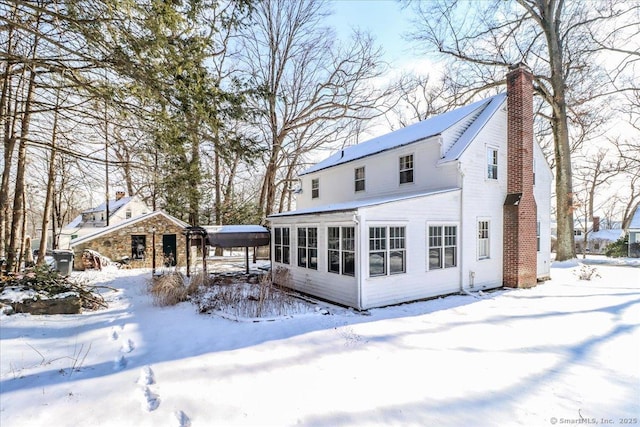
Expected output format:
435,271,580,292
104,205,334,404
478,220,490,260
355,166,365,192
399,154,414,185
311,178,319,199
297,227,318,270
328,226,355,276
487,147,498,180
368,226,406,277
427,224,457,270
274,227,290,264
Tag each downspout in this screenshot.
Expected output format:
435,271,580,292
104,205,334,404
353,213,362,310
458,163,479,299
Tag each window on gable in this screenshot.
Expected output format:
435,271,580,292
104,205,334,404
537,221,541,252
428,225,457,270
355,167,365,192
297,227,318,270
399,154,414,184
487,148,498,180
126,210,132,219
311,178,319,199
328,226,355,276
478,220,490,259
274,227,290,264
369,226,406,277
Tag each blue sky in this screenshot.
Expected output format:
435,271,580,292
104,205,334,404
328,0,413,64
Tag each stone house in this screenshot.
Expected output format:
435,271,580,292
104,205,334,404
69,211,189,270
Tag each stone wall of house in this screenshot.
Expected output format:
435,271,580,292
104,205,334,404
72,215,187,270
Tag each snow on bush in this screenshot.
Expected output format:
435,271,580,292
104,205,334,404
574,264,601,280
191,268,317,320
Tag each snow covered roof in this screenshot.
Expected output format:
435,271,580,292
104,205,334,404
65,214,83,228
439,93,506,163
82,196,133,215
589,229,623,241
301,93,506,175
70,211,189,247
202,225,269,234
629,206,640,230
269,188,460,218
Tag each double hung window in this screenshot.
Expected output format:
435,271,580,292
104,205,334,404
355,167,365,192
297,227,318,269
487,147,498,179
274,227,290,264
428,225,457,270
399,155,414,184
478,221,490,259
369,226,406,277
328,226,355,276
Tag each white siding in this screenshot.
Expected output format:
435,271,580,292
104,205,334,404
269,95,553,309
534,142,553,278
296,136,459,210
269,212,359,308
457,106,507,291
359,190,462,309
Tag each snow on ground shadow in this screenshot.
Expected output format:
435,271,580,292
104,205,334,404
0,257,638,427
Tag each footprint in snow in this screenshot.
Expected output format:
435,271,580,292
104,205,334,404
120,339,135,353
113,354,127,370
110,329,119,341
141,386,160,412
175,410,191,427
137,366,155,386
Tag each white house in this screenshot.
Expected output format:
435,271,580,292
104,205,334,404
268,64,552,310
627,206,640,257
58,191,150,249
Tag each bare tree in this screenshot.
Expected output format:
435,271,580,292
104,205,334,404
573,147,621,258
238,0,389,218
383,72,454,130
408,0,639,261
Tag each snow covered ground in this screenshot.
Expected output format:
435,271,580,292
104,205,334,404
1,258,639,427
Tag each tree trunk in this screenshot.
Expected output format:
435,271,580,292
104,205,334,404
0,18,17,259
38,87,61,264
542,6,575,261
6,65,37,272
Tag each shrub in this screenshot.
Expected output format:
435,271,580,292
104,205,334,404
192,269,312,319
575,264,600,281
149,273,188,306
604,236,628,258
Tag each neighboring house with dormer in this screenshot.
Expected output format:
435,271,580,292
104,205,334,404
267,64,552,310
59,191,151,249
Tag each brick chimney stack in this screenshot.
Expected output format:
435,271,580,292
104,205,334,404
503,63,538,288
115,191,126,201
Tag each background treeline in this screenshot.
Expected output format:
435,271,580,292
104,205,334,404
1,0,639,271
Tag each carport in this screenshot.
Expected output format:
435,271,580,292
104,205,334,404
204,225,270,274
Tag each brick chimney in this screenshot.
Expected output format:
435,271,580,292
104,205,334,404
592,216,600,233
115,191,126,201
503,63,538,288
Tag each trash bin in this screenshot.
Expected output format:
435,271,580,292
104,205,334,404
52,250,74,276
